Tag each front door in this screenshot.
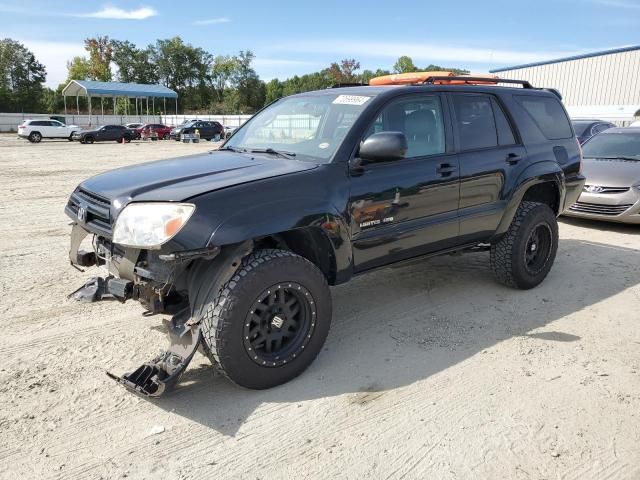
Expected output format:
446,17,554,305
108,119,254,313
349,94,460,272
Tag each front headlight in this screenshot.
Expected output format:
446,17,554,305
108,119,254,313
113,203,195,248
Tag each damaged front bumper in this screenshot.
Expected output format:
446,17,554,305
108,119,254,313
66,222,247,397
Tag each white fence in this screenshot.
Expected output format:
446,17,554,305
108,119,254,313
0,112,252,132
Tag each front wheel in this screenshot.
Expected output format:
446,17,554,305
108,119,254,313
490,201,558,289
68,132,76,141
200,249,332,389
84,136,94,144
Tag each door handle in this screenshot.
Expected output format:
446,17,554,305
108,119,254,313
436,163,457,176
506,153,522,165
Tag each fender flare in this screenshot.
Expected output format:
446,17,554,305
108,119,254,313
495,161,564,236
207,198,352,284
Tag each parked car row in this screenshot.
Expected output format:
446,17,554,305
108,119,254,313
17,118,234,143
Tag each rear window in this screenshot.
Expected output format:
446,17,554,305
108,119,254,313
515,95,573,140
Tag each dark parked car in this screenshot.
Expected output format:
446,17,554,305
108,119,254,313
65,75,584,397
170,120,224,141
72,125,134,144
565,127,640,223
571,119,615,144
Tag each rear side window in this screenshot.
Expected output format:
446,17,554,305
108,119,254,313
30,120,47,126
452,95,498,150
515,95,573,140
491,98,516,146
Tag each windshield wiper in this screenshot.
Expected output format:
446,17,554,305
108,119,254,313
218,145,246,153
249,148,297,159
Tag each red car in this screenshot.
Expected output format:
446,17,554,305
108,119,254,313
134,123,172,140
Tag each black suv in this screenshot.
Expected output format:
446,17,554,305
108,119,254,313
169,120,224,141
65,77,585,396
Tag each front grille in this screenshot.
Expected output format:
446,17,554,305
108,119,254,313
569,201,633,216
583,185,630,194
67,188,112,236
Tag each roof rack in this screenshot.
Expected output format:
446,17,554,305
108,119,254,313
423,76,534,88
329,82,368,88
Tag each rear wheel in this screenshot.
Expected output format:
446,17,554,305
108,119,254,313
28,132,42,143
490,201,558,289
199,249,332,389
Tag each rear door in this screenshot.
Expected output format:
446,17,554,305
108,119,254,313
449,93,527,243
349,93,460,271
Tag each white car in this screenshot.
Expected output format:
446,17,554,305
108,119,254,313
17,119,79,143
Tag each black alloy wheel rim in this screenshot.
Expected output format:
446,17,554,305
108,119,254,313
524,222,553,275
243,282,316,367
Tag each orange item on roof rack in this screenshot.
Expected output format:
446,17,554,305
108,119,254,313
369,71,454,86
369,71,501,86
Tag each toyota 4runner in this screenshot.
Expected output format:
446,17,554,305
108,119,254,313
65,74,585,397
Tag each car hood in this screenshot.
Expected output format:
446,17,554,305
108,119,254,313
79,150,319,207
581,158,640,187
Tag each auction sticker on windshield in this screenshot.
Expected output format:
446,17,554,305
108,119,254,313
332,95,371,106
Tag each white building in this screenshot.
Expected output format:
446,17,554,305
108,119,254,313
490,46,640,124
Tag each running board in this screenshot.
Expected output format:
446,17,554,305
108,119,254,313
107,308,200,397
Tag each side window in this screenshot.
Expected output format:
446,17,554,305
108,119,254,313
491,98,516,145
31,121,46,126
364,96,445,158
515,95,573,140
452,95,498,151
50,120,62,126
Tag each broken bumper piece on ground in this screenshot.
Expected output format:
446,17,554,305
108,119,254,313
68,276,133,303
107,309,200,397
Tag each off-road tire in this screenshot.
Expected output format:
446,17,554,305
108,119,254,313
490,201,558,289
28,132,42,143
200,249,332,389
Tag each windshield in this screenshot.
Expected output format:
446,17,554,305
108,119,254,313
571,121,592,137
582,132,640,160
225,93,374,162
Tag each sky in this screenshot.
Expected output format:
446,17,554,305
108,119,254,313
0,0,639,88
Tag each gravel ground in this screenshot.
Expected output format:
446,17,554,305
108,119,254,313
0,133,638,480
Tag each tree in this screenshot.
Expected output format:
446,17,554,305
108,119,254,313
65,56,90,81
112,40,158,84
150,36,214,110
325,58,360,84
84,36,113,81
393,56,418,73
0,38,47,112
211,55,238,102
360,68,391,84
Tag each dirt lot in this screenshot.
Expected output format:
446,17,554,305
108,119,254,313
0,133,638,480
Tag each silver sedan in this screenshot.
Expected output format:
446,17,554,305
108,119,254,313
565,127,640,224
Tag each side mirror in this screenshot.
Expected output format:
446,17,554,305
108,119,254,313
359,131,408,163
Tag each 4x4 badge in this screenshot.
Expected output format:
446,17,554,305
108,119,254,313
77,206,87,223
